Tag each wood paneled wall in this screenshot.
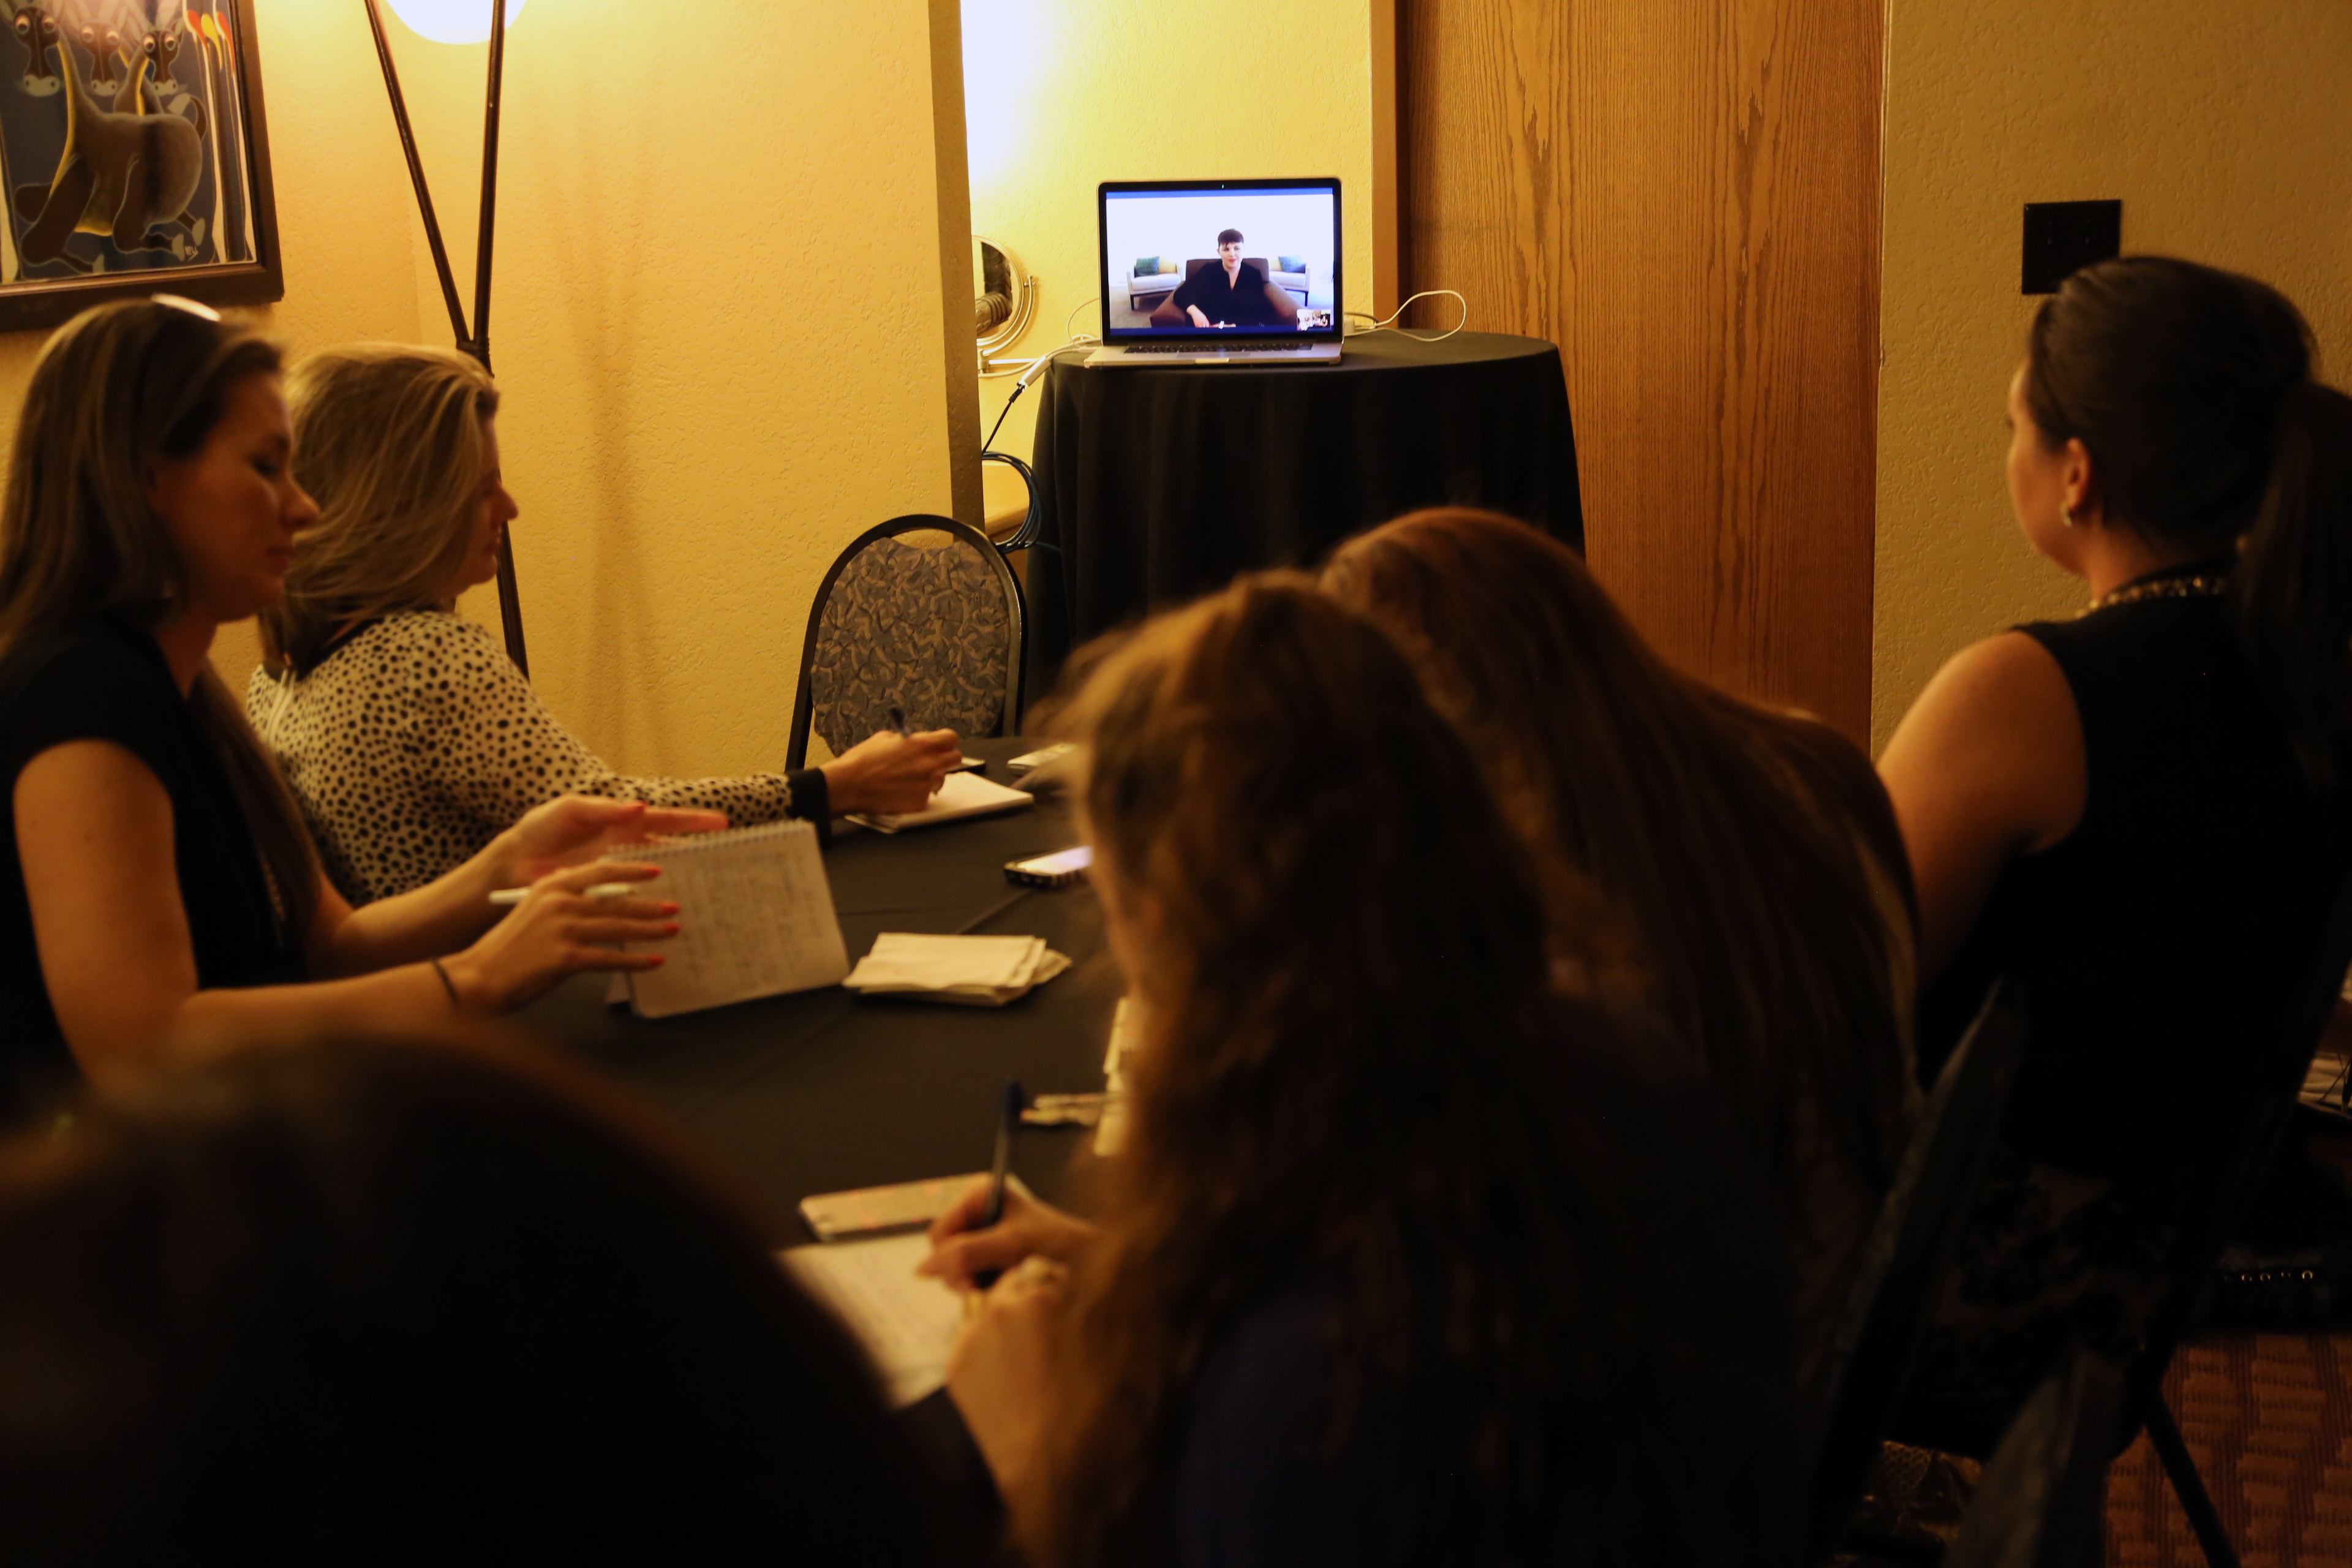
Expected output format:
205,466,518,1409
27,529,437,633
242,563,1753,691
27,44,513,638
1392,0,1882,742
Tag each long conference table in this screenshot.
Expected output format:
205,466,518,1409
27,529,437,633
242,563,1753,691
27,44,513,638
517,737,1118,1246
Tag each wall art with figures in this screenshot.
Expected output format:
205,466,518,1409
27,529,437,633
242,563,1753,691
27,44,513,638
0,0,279,329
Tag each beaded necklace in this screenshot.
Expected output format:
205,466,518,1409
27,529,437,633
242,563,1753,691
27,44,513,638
2082,570,2230,617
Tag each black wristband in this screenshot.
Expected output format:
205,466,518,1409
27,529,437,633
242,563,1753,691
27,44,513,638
429,956,461,1010
786,767,833,847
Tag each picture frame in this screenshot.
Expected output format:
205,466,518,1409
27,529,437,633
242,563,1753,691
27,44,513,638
0,0,282,333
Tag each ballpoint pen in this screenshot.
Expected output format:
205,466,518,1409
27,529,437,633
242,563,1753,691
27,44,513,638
973,1076,1023,1289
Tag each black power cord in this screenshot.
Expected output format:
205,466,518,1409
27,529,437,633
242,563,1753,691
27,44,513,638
981,343,1095,554
983,450,1041,552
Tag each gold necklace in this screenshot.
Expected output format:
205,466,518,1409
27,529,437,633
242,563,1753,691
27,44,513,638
2084,572,2230,616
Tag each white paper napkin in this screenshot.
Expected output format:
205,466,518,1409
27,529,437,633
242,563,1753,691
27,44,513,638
842,933,1071,1006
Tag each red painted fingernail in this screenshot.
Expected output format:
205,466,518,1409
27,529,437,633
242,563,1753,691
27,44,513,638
661,902,680,915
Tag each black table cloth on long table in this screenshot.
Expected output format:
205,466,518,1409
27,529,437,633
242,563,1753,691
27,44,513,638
518,738,1117,1246
1023,329,1583,696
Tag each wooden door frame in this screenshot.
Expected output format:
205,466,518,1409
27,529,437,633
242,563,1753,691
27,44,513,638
1370,0,1401,320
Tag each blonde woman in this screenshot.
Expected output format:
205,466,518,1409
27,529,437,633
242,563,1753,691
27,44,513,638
0,301,706,1127
250,345,959,903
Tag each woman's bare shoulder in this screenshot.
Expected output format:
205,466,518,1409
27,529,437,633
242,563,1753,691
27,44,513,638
1882,630,2084,854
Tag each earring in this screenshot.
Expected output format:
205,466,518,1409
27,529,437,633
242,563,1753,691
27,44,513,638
2060,502,2078,529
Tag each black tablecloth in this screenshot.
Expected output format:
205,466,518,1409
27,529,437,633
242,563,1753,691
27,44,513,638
1023,330,1582,695
516,739,1118,1245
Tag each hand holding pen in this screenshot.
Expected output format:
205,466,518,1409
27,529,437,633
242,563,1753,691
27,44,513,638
438,860,682,1014
824,704,962,816
921,1081,1104,1291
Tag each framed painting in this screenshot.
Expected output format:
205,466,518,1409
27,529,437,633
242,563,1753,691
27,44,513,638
0,0,280,332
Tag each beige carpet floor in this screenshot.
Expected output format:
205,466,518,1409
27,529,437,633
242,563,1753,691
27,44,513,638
2106,1329,2352,1566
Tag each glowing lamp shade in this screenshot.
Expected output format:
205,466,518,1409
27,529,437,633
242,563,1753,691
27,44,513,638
384,0,529,45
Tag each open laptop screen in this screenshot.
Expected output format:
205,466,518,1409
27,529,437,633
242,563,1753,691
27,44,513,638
1099,179,1341,341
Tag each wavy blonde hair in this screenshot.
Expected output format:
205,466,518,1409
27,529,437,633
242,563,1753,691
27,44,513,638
263,345,499,671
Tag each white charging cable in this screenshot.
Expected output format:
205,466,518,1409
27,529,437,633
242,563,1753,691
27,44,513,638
980,295,1102,380
1344,289,1469,344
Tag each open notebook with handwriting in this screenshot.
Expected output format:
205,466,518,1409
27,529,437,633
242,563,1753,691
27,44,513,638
621,820,850,1018
780,1232,963,1405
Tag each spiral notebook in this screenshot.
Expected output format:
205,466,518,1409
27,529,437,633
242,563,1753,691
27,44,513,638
622,821,850,1018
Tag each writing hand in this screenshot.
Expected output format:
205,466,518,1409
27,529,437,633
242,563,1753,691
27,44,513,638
919,1175,1100,1291
948,1255,1070,1520
1187,304,1211,329
823,728,962,816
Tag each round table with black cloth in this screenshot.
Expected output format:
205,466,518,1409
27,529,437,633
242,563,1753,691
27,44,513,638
1022,330,1582,695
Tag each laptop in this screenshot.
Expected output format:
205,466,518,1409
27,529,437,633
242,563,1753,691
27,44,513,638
1087,178,1343,366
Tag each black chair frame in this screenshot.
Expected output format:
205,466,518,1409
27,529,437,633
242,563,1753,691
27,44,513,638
1802,984,2032,1561
2106,857,2352,1568
785,514,1028,772
1944,1348,2122,1568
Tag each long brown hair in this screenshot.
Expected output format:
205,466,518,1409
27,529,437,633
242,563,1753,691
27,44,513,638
2024,255,2352,781
1036,575,1779,1567
265,344,500,672
1322,509,1917,1216
0,299,318,941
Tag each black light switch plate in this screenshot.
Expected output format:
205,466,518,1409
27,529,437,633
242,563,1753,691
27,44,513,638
2022,200,2122,295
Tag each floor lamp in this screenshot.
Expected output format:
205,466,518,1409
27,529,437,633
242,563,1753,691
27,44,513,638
361,0,531,676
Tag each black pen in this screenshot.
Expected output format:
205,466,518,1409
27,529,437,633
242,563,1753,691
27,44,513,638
887,704,909,738
973,1077,1023,1289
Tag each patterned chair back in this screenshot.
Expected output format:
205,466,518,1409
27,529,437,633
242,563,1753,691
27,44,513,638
789,517,1024,767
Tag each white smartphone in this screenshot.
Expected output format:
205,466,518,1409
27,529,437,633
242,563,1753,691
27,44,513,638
1008,743,1076,772
1005,845,1093,888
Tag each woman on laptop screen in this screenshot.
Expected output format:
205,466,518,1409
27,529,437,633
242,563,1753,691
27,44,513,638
1165,229,1285,330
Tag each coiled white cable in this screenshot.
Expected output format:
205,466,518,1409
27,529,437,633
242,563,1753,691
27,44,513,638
1343,288,1469,344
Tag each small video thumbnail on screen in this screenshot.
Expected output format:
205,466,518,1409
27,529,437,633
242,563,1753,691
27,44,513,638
1104,187,1336,334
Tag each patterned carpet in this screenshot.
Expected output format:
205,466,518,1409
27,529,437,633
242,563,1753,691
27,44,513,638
2106,1329,2352,1566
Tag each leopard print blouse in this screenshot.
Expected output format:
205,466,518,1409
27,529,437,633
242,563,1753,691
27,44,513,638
245,611,814,905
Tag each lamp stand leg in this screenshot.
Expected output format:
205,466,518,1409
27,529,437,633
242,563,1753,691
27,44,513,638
360,0,529,677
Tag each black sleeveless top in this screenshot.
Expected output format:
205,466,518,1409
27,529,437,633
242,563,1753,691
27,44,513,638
0,617,306,1125
1915,574,2352,1180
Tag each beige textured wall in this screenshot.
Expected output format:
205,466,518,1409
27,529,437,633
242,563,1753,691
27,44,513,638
0,1,971,780
1874,1,2352,750
961,0,1374,464
342,0,973,775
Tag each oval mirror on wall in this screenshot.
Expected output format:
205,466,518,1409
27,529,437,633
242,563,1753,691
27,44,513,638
974,236,1035,364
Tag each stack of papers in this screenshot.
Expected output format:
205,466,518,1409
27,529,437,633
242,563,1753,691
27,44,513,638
842,932,1071,1006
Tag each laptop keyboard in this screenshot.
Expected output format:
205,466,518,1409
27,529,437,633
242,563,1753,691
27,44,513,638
1120,340,1320,354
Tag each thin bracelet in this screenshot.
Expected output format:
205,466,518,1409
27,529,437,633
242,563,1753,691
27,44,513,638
429,957,461,1011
